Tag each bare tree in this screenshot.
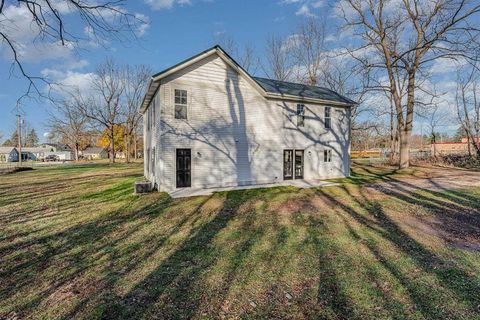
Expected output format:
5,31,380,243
262,34,294,81
292,17,326,86
456,66,480,158
338,0,480,168
47,93,90,160
0,0,144,101
79,59,125,163
215,34,259,73
122,64,151,162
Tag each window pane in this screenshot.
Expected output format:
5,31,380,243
325,118,331,129
324,150,327,162
297,104,304,115
175,105,187,119
325,107,331,117
175,89,188,105
297,104,305,127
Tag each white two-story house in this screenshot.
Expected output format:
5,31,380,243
140,45,355,192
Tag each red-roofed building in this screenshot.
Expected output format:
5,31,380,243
431,137,480,155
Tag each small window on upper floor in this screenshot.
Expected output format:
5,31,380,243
325,106,331,129
174,89,188,119
324,149,332,162
297,104,305,127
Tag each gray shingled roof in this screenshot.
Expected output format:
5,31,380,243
253,77,356,105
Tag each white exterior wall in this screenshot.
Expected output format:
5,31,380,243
145,53,351,192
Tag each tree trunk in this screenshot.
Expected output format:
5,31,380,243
109,125,115,163
399,128,410,168
399,71,416,169
124,132,130,163
389,95,396,163
74,142,79,161
134,134,138,160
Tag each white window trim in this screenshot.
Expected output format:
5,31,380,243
173,87,190,120
296,103,305,127
325,106,332,129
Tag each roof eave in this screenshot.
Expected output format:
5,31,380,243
265,92,356,107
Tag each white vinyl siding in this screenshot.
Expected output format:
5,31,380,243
146,53,351,192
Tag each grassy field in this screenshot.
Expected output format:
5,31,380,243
1,162,479,319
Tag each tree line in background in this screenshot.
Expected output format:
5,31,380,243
220,1,480,167
2,126,39,148
47,61,150,163
2,0,480,168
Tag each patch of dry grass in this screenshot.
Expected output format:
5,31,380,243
0,162,479,319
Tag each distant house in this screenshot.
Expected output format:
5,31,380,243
0,147,19,162
81,147,108,160
22,147,53,161
431,137,480,155
41,143,72,152
19,145,74,161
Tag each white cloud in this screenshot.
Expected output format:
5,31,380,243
296,4,316,17
42,68,97,96
429,57,467,75
282,34,302,51
312,1,324,8
144,0,192,10
135,13,150,36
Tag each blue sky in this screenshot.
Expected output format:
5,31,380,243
0,0,461,142
1,0,323,142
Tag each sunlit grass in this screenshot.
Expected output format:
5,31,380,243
0,162,479,319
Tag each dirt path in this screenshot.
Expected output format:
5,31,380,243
368,166,480,192
363,166,480,252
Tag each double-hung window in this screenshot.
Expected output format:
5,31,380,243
324,149,332,162
174,89,188,119
296,104,305,127
325,106,331,129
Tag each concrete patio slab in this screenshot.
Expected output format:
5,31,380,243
168,179,339,198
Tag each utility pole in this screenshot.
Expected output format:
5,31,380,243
17,114,22,166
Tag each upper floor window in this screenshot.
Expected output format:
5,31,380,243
324,149,332,162
296,104,305,127
325,106,331,129
174,89,188,119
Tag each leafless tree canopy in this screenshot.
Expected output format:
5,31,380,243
47,93,90,160
456,64,480,157
291,17,326,86
122,64,151,162
215,34,259,73
0,0,144,101
337,0,480,168
262,34,294,81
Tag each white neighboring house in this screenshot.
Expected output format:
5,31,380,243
22,145,74,161
81,147,108,160
140,46,355,192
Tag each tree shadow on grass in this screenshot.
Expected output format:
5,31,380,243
316,184,480,319
97,189,262,319
0,192,173,314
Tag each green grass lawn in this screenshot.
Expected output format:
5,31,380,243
1,162,479,319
